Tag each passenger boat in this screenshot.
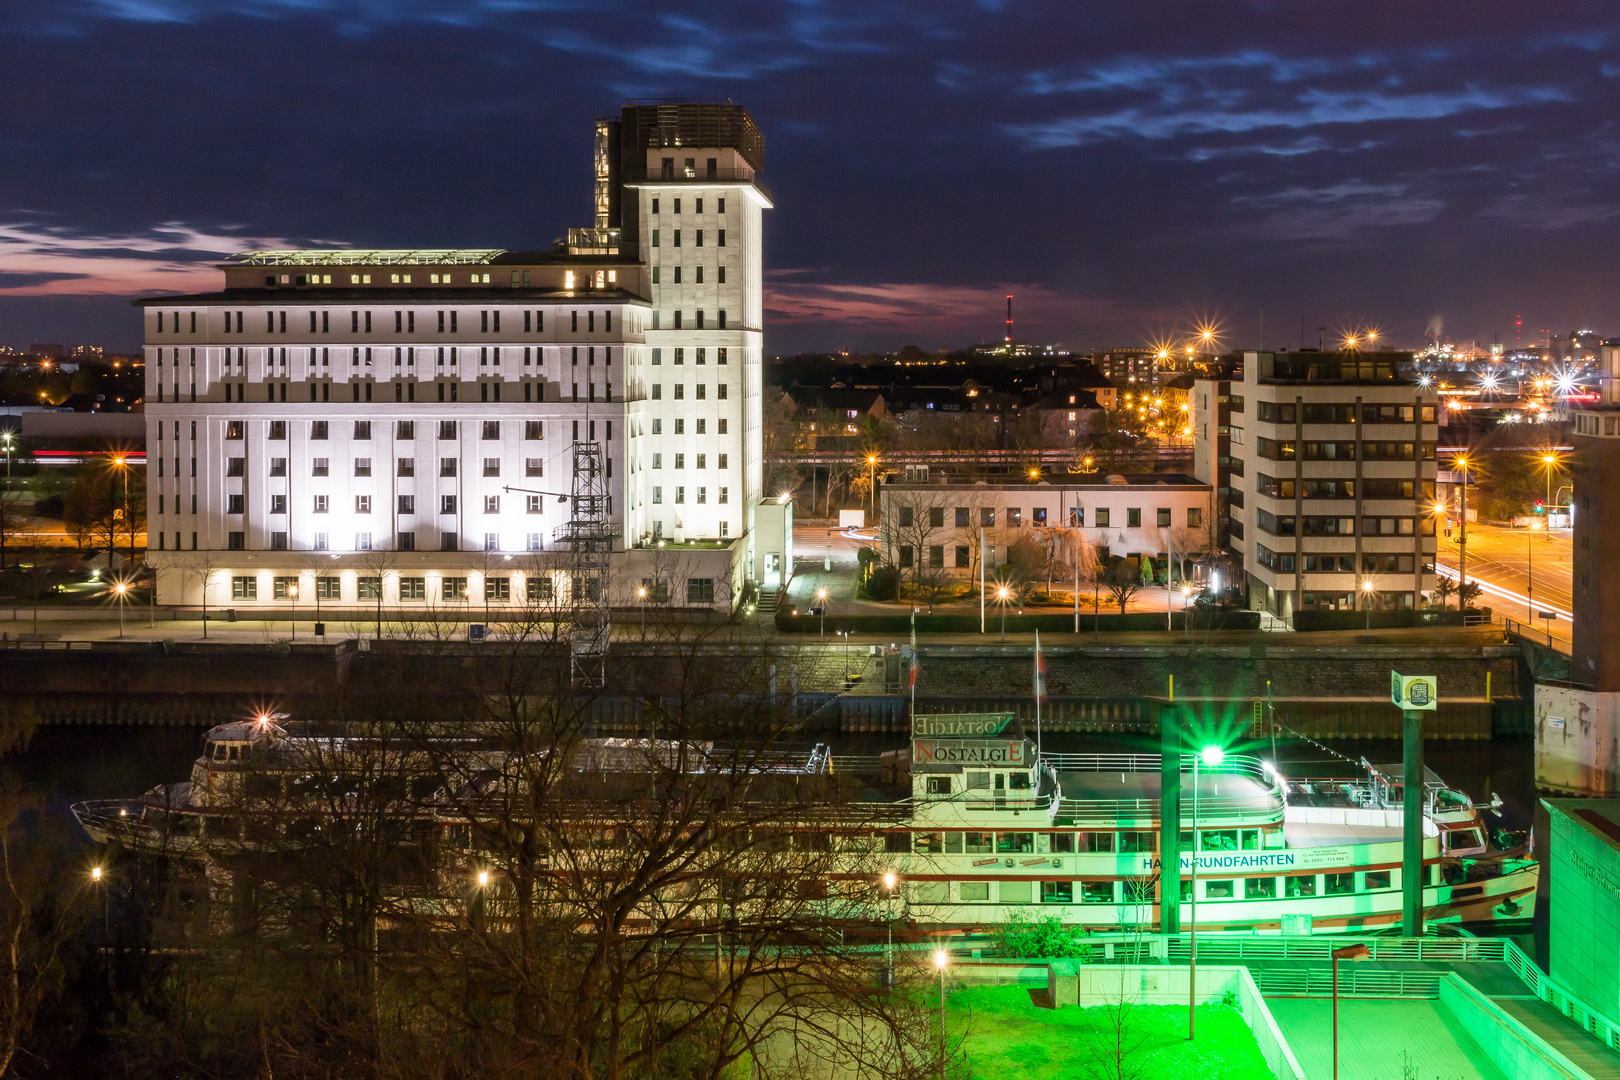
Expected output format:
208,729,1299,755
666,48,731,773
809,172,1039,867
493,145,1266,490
72,711,1536,935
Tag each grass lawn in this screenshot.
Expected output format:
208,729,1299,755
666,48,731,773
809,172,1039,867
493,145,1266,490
948,984,1275,1080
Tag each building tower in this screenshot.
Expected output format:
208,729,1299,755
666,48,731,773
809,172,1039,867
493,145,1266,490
1538,343,1620,794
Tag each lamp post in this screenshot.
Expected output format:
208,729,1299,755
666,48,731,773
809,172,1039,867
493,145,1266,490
867,454,878,526
288,581,298,641
1362,578,1374,634
1455,456,1469,601
1542,452,1558,540
1188,743,1223,1041
638,586,646,638
997,586,1010,643
113,456,132,565
1332,943,1372,1080
817,588,828,642
0,430,11,571
91,865,107,936
882,871,897,987
114,581,127,638
934,948,948,1073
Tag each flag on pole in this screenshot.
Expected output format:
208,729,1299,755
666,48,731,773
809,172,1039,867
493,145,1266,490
909,610,920,689
1033,630,1048,704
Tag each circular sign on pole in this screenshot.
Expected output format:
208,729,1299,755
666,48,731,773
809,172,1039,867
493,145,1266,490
1390,672,1438,711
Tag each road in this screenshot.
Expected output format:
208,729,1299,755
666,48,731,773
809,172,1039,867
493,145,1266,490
1438,521,1572,647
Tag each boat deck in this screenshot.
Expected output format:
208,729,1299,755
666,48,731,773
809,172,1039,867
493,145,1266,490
1055,768,1280,817
1284,820,1405,848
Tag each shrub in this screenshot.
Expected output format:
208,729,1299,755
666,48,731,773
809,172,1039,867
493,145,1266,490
995,911,1091,960
862,564,900,602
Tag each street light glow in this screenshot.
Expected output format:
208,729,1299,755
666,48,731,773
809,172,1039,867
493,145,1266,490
476,870,489,887
883,871,896,891
934,949,947,970
91,866,102,882
1198,745,1224,767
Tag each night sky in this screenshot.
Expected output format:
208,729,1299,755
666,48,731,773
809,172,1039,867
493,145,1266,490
5,1,1620,355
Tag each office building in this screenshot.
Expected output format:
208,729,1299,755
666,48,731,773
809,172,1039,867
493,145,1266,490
140,101,781,613
1197,350,1439,619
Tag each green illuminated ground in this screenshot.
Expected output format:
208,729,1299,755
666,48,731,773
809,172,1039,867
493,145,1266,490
948,985,1274,1080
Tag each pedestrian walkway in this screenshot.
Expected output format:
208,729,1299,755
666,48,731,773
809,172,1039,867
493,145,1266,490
1487,996,1620,1079
1267,997,1505,1080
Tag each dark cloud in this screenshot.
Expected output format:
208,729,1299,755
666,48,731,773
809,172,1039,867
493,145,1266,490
4,0,1620,352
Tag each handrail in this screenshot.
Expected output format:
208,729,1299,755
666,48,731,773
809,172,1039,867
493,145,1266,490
1504,940,1620,1054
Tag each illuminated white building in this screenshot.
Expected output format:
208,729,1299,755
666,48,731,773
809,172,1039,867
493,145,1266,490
140,101,782,614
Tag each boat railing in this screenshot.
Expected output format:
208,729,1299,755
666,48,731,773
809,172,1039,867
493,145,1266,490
1043,752,1277,785
72,800,158,841
1055,793,1281,823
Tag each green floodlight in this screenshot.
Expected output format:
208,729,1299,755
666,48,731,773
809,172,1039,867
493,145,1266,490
1199,744,1225,767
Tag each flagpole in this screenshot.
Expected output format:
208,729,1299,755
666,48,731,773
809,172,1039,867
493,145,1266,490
1034,630,1043,762
979,526,986,635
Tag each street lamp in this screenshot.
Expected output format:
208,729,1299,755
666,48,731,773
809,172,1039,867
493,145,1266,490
638,585,646,638
0,431,12,571
817,588,828,642
91,865,107,936
1541,452,1558,540
1188,743,1224,1041
867,454,878,525
882,871,898,986
1526,520,1539,624
114,581,127,638
997,586,1010,643
1361,578,1374,634
112,456,133,565
1454,455,1470,600
1332,943,1372,1080
288,581,298,641
934,948,948,1068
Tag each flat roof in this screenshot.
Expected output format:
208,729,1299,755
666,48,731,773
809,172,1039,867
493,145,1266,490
226,249,507,266
1545,798,1620,856
134,287,651,308
883,473,1207,490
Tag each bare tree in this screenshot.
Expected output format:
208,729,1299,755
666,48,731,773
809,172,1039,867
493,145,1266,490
884,490,953,605
1102,555,1144,615
178,550,229,638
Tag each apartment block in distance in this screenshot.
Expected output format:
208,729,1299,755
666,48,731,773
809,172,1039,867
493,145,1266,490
138,101,780,614
1211,350,1438,620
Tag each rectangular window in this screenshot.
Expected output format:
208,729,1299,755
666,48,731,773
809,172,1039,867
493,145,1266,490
398,495,415,515
484,495,500,514
483,458,500,477
440,458,457,477
400,576,426,601
1285,874,1316,898
1127,508,1142,528
528,576,555,601
442,577,468,602
485,576,510,602
687,578,715,604
358,576,381,601
440,495,457,515
353,420,371,440
1324,873,1356,895
1041,881,1073,904
980,507,995,527
311,420,328,440
1095,507,1110,527
1245,877,1277,899
1157,507,1172,528
355,495,371,514
231,576,257,600
311,458,329,477
354,458,371,477
226,457,244,477
397,458,415,477
1365,871,1391,890
269,420,287,440
438,420,456,440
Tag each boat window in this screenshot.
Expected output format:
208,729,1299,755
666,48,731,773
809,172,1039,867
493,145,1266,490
913,832,943,854
1118,831,1155,853
1049,833,1075,854
914,882,948,904
1180,879,1194,901
926,777,952,795
1080,832,1115,853
1041,881,1073,903
1365,870,1391,890
793,832,831,853
883,832,909,854
1007,772,1031,791
1205,879,1235,899
1081,881,1116,904
999,880,1032,904
1325,873,1356,895
965,771,990,790
1124,878,1157,903
963,832,994,854
1180,830,1193,850
997,832,1035,854
1286,874,1317,897
1202,829,1239,851
1448,828,1485,850
1435,788,1470,812
960,882,990,901
1245,877,1276,899
1241,830,1261,850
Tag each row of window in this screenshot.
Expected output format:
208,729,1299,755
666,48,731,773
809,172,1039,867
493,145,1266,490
191,379,619,406
186,308,619,337
1255,476,1435,501
219,419,549,442
896,505,1202,530
649,228,725,249
647,383,729,401
166,345,619,371
649,195,725,216
1255,401,1436,425
227,573,718,604
211,492,571,517
1254,511,1432,538
1255,437,1437,461
1256,546,1424,574
904,868,1414,907
650,453,729,470
219,455,553,479
650,310,728,331
214,529,571,553
649,487,727,505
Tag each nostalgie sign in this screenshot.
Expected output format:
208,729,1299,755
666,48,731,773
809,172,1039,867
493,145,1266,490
1390,671,1438,712
912,739,1029,766
911,713,1015,738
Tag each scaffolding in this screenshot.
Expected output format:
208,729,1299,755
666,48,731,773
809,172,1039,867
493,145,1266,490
553,441,618,688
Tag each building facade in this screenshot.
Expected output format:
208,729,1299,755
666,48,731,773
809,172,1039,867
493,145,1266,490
878,473,1215,580
1220,350,1438,619
141,101,777,614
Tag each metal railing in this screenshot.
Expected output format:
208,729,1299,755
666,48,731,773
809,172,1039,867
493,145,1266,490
1163,933,1506,965
1504,940,1620,1054
1249,966,1446,999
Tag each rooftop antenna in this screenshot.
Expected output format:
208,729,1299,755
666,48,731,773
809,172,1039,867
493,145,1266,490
1005,294,1013,344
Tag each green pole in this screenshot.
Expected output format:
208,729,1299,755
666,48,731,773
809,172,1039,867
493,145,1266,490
1402,707,1424,937
1160,705,1181,936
